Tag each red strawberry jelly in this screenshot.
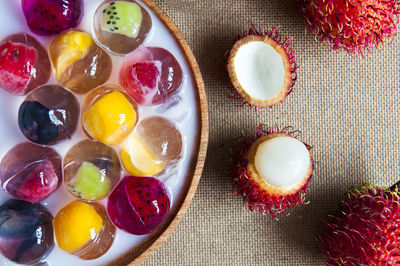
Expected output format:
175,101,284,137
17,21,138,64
107,176,170,235
0,142,62,203
0,33,50,95
119,46,183,105
22,0,83,36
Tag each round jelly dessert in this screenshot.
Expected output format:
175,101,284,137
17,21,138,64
121,116,182,176
53,201,115,260
119,46,183,105
49,30,112,94
82,85,138,145
93,0,152,54
0,142,62,203
18,85,80,145
0,200,54,264
0,33,50,95
22,0,83,36
64,139,121,201
107,176,170,235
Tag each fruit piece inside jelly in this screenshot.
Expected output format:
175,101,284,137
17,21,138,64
68,161,111,201
101,1,142,38
53,201,103,251
82,88,137,145
121,133,165,176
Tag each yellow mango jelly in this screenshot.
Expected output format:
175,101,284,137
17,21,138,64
53,201,103,251
83,91,137,145
50,30,93,78
121,133,165,176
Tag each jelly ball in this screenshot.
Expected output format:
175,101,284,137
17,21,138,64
49,30,112,94
18,85,80,145
119,46,183,105
121,116,182,176
0,142,62,203
53,201,115,260
64,140,121,201
82,85,138,145
93,0,152,54
0,33,50,95
107,176,170,235
0,199,54,264
22,0,83,36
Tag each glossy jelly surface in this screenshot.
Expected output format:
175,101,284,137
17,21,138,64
0,199,54,264
18,85,80,145
120,46,183,105
121,116,182,176
82,85,138,145
0,142,62,203
22,0,83,36
64,139,121,201
49,30,112,94
0,33,50,95
93,0,152,54
53,201,115,260
107,176,170,235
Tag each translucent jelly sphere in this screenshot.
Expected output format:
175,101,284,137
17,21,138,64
121,116,182,176
0,200,54,264
0,33,50,95
53,201,115,260
107,176,170,235
0,142,62,203
119,46,183,105
64,139,121,201
22,0,83,36
93,0,152,54
18,85,80,145
82,85,138,145
49,30,112,94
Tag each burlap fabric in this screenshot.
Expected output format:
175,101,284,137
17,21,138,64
144,0,400,265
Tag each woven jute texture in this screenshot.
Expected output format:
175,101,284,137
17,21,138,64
144,0,400,265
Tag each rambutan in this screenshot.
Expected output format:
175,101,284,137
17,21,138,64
319,185,400,265
227,24,298,108
300,0,400,56
230,125,313,217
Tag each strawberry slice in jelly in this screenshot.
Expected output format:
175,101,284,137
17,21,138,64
16,160,59,203
0,42,37,95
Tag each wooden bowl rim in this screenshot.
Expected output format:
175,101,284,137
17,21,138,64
110,0,209,265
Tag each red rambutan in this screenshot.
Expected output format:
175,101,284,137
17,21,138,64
300,0,400,56
230,125,313,217
227,24,298,108
319,185,400,265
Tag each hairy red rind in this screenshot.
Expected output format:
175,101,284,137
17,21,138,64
319,185,400,265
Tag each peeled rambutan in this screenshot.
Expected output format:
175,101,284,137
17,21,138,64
319,185,400,265
227,24,298,108
300,0,400,56
230,125,313,217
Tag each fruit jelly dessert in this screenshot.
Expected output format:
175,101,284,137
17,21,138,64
53,201,115,260
64,139,121,201
119,46,183,106
82,84,138,145
93,0,152,54
49,30,112,94
107,176,170,235
22,0,83,36
18,85,80,145
0,142,62,203
0,33,50,95
121,116,182,176
0,200,54,264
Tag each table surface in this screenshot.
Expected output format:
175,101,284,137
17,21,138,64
143,0,400,265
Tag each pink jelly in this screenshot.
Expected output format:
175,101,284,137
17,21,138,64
119,46,183,106
107,176,170,235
